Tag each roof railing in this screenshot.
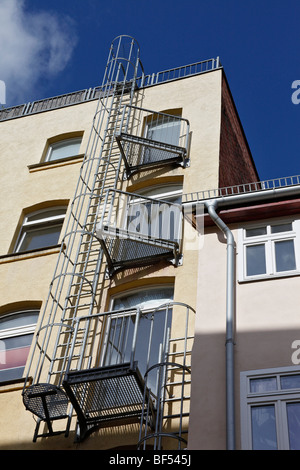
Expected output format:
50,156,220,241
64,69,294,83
0,57,221,122
182,175,300,204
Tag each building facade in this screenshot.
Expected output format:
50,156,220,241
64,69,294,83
185,178,300,450
1,35,297,451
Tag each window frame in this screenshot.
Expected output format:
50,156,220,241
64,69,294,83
240,366,300,450
238,219,300,281
45,136,82,163
137,183,183,204
0,309,39,383
14,206,67,253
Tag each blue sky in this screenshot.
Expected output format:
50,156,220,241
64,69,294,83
0,0,299,182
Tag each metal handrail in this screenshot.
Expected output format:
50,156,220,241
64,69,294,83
138,57,221,87
97,188,183,245
182,174,300,204
64,301,195,376
0,57,221,122
0,87,103,122
118,104,190,152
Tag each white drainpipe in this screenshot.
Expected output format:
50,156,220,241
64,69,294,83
205,200,236,450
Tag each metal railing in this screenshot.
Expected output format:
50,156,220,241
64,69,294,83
61,301,195,446
139,57,220,87
0,87,102,121
120,105,189,146
96,188,183,275
0,57,221,122
182,174,300,204
116,105,190,175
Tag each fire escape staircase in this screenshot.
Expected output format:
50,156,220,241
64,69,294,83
21,36,194,449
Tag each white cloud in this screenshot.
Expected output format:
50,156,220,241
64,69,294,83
0,0,77,105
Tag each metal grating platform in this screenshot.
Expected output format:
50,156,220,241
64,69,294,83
23,383,69,421
116,133,187,177
22,383,69,439
63,362,155,441
101,230,179,276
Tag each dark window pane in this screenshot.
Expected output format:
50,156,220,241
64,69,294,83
0,366,25,382
48,138,81,161
245,227,267,237
0,311,39,330
287,403,300,450
274,240,296,272
246,244,266,276
280,375,300,390
271,223,293,234
250,377,277,393
251,405,277,450
18,224,62,252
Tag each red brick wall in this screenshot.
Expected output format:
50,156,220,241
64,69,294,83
219,74,259,188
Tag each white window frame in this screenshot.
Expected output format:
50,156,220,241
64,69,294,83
238,219,300,281
240,366,300,450
45,137,82,162
14,206,67,253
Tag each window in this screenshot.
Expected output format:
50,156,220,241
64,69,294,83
128,184,183,242
240,367,300,449
138,183,183,205
143,112,182,164
145,117,181,146
102,287,174,389
238,220,300,281
14,206,67,253
0,309,39,382
45,137,82,162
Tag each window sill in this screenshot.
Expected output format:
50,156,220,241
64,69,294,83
0,245,62,264
28,153,85,172
0,377,31,394
239,271,300,283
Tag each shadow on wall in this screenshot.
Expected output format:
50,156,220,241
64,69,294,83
188,327,300,450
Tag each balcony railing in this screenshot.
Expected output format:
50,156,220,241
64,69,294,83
116,105,190,177
62,301,195,445
96,189,183,276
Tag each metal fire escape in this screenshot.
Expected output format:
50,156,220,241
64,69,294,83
22,35,194,449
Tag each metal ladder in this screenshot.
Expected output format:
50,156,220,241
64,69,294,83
22,35,144,440
138,303,195,450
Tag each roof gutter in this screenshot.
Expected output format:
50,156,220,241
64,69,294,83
183,183,300,450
